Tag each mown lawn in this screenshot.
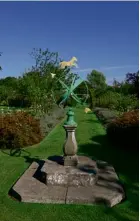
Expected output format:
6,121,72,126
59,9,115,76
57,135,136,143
0,108,138,221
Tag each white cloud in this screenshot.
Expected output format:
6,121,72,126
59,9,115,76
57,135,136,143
73,68,93,73
100,65,138,70
74,64,138,73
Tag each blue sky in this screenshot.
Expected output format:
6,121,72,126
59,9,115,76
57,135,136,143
0,1,139,84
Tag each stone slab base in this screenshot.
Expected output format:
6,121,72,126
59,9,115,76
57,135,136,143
9,157,125,207
41,156,98,187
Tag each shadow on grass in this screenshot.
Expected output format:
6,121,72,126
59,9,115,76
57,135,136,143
1,148,38,161
78,133,139,216
1,147,46,183
79,134,138,181
1,126,139,220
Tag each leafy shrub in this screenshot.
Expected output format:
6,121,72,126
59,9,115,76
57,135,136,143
0,100,7,106
107,110,139,150
95,91,138,112
8,96,31,108
111,94,138,112
0,111,43,149
95,91,120,108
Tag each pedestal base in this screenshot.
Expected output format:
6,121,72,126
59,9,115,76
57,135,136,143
63,155,78,166
10,156,125,207
41,156,97,187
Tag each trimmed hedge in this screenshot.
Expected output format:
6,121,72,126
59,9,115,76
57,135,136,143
107,110,139,150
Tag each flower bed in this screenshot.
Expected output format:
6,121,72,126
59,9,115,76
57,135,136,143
93,107,117,126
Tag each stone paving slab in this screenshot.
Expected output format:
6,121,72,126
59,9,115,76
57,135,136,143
66,185,124,207
12,162,67,204
66,186,96,204
10,157,125,207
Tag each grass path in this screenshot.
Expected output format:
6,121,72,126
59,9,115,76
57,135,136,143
0,108,138,221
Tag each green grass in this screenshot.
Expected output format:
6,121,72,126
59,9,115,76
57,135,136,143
0,108,138,221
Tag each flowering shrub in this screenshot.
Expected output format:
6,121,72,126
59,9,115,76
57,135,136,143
107,110,139,150
0,111,43,149
40,105,65,136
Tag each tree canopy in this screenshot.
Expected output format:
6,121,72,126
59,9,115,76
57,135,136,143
87,69,107,96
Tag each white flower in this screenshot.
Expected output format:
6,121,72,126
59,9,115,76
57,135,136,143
51,73,56,78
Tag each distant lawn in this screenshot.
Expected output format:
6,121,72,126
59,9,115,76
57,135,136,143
0,105,26,112
0,105,38,117
0,108,138,221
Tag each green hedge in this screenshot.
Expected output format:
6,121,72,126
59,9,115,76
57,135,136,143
107,110,139,151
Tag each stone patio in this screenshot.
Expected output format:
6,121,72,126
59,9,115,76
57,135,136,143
9,155,125,207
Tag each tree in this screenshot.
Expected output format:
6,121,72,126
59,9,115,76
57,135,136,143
0,48,77,110
30,48,60,74
0,77,19,106
125,71,139,98
0,76,18,87
28,48,75,110
0,85,9,104
87,70,107,96
112,78,121,88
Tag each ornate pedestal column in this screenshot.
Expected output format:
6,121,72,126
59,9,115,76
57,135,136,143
63,108,78,166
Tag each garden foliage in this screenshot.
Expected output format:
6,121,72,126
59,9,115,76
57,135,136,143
95,91,138,112
0,111,43,149
40,105,66,136
0,48,75,114
107,110,139,150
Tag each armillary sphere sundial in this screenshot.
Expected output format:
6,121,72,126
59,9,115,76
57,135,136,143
51,77,89,109
10,56,125,207
57,75,88,107
50,56,89,108
50,58,89,165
